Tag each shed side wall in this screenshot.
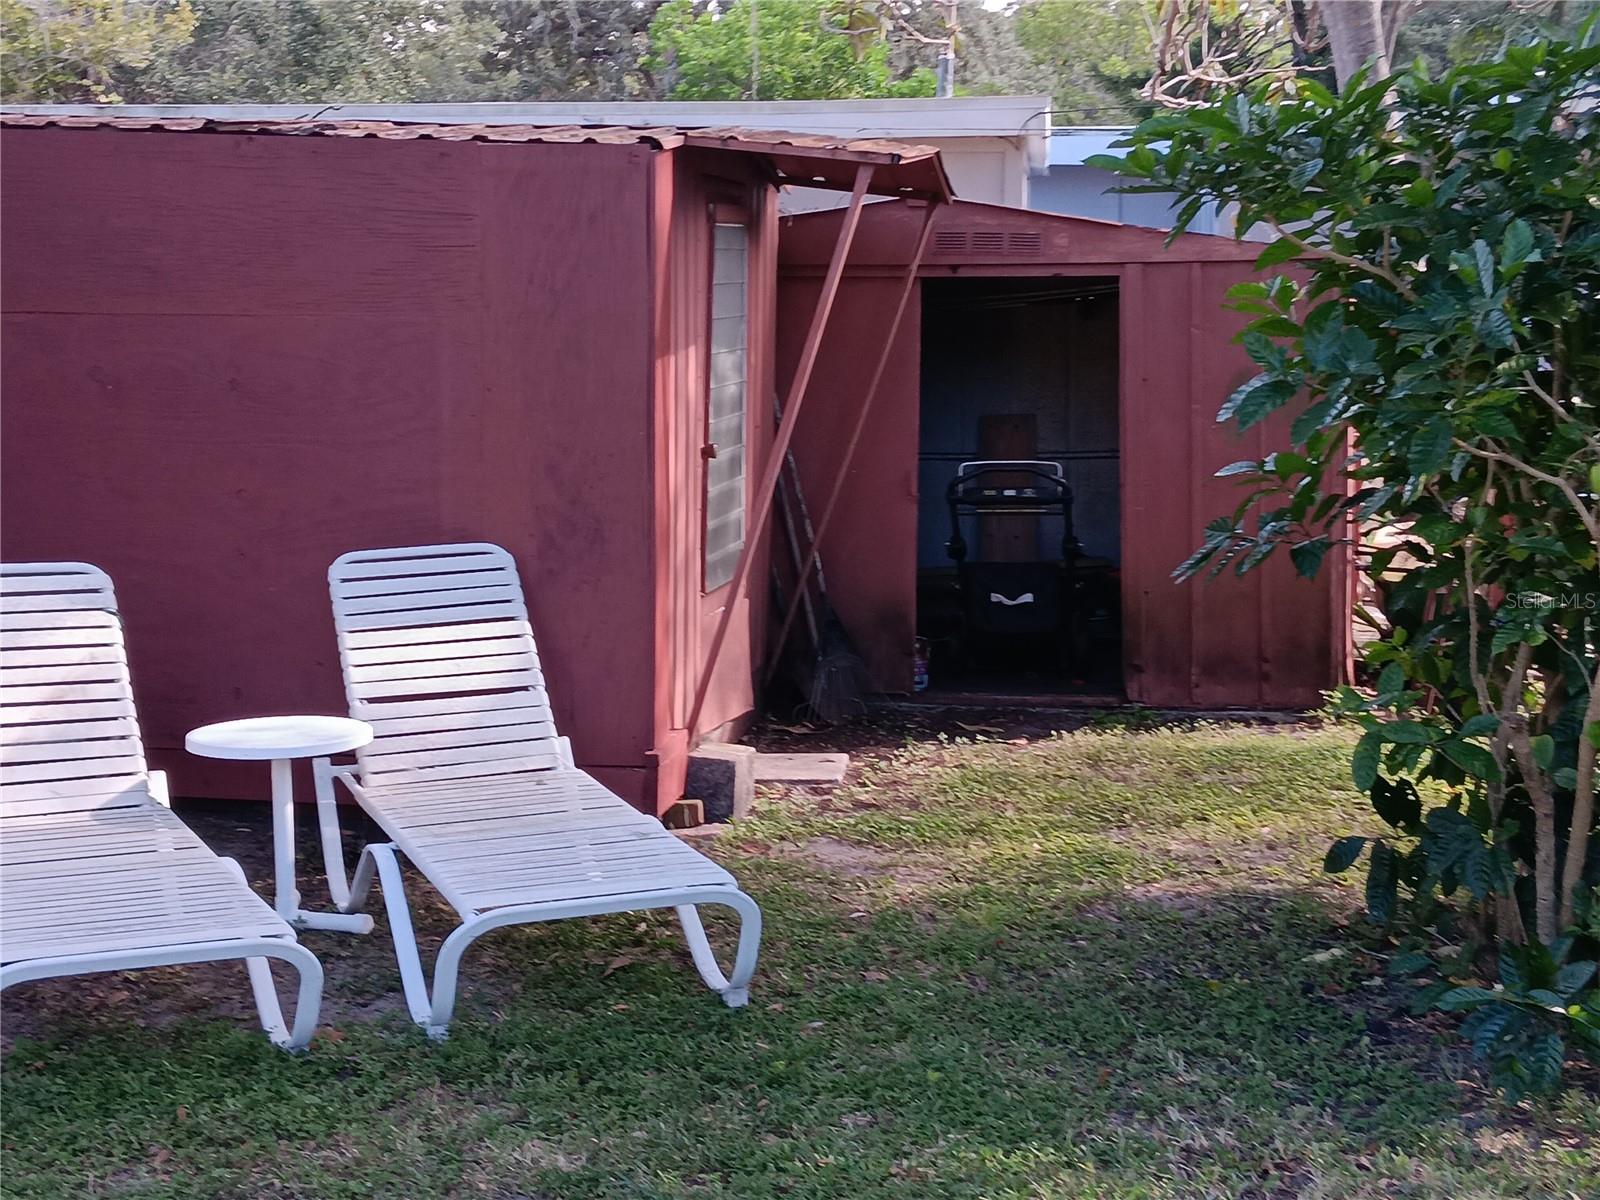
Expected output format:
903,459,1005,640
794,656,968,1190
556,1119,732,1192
0,128,660,801
1122,260,1342,708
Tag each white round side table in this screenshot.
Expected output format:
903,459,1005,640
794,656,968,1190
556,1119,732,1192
186,715,375,934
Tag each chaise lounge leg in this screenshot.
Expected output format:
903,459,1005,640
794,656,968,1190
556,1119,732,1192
312,757,356,910
353,843,437,1031
428,919,487,1040
676,890,763,1008
244,944,326,1051
218,858,325,1050
1,937,324,1053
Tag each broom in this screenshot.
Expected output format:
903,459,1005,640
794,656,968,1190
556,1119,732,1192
770,399,869,725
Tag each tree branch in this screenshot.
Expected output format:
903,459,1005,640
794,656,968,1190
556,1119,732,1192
1560,656,1599,928
1505,709,1559,944
1267,222,1419,300
1452,439,1600,546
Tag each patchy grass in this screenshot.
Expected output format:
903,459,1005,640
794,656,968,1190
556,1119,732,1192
3,720,1596,1199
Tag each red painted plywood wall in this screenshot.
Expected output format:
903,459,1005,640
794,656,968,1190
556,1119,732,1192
1,128,663,802
1120,260,1345,708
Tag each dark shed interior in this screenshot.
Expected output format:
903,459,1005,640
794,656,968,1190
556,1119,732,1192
915,276,1122,695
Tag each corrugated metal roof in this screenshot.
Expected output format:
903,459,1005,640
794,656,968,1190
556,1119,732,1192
0,113,952,200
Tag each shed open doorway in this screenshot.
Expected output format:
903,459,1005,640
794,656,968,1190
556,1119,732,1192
915,275,1123,699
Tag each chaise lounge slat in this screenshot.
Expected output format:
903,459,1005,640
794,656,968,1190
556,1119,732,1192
313,542,763,1039
0,562,324,1049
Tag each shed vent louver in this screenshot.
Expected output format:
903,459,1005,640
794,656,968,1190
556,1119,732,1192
929,229,1045,258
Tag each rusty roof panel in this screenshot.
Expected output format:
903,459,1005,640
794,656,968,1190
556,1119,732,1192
0,114,686,146
0,113,952,199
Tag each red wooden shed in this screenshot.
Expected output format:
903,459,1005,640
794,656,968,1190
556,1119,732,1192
774,199,1352,708
1,116,1348,820
0,114,948,813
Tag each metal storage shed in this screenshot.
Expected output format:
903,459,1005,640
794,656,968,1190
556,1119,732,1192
774,198,1352,709
0,114,949,813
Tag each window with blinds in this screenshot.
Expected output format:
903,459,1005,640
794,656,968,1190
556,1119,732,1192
704,221,749,591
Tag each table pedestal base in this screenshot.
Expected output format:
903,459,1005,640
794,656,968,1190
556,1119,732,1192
293,910,375,934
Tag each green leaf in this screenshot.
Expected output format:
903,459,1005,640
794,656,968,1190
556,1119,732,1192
1408,417,1453,475
1402,177,1434,206
1500,946,1527,990
1502,218,1534,265
1247,316,1303,339
1366,841,1399,924
1472,239,1496,297
1383,719,1436,745
1467,1005,1517,1053
1219,375,1297,431
1289,399,1334,444
1460,714,1499,737
1083,153,1130,174
1438,739,1500,780
1324,835,1367,874
1389,950,1433,977
1436,986,1497,1011
1555,961,1597,997
1376,661,1405,699
1531,734,1555,770
1252,237,1302,270
1371,777,1422,830
1214,459,1260,478
1474,409,1519,440
1290,538,1330,579
1525,1031,1566,1093
1352,731,1383,791
1478,306,1514,349
1287,157,1324,190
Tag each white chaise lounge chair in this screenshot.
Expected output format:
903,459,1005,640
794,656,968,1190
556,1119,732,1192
0,563,324,1049
313,543,761,1039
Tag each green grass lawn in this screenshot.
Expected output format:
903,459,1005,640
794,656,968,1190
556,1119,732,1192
3,721,1596,1199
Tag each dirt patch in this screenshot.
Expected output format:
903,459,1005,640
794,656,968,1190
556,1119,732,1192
747,707,1101,766
774,836,944,890
747,706,1319,768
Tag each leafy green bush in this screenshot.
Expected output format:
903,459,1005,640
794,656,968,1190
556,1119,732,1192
1094,23,1599,1095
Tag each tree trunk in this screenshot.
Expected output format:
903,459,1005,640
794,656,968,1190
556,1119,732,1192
1320,0,1411,89
1560,667,1599,927
1507,715,1560,944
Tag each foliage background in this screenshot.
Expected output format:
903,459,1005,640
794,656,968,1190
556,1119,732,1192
5,0,1595,114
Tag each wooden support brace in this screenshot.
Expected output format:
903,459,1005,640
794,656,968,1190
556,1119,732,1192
764,202,939,684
